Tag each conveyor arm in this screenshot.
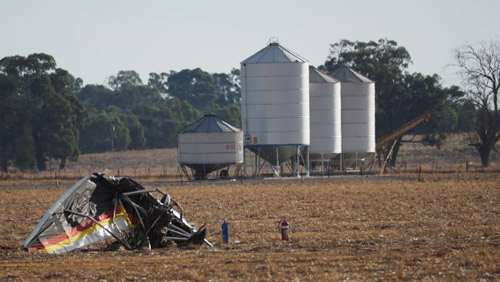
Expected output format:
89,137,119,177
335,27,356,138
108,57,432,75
376,111,431,151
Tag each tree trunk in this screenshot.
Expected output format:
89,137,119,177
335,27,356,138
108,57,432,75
59,158,66,170
475,107,499,168
478,144,492,167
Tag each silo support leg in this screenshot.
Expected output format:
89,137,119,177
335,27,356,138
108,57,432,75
296,146,300,177
258,150,262,176
254,150,258,177
235,163,242,178
340,153,344,172
275,147,280,177
243,148,247,177
321,153,324,175
306,146,310,177
356,153,358,170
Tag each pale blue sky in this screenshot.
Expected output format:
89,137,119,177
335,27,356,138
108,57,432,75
1,0,498,86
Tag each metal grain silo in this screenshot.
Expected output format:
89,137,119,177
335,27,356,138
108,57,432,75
178,114,243,179
309,66,341,163
241,39,310,176
331,67,375,165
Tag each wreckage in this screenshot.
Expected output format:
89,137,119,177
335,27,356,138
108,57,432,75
24,173,212,254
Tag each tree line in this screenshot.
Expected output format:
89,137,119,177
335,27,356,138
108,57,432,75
0,39,497,171
0,56,241,171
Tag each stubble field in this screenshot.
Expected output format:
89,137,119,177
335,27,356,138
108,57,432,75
0,179,499,281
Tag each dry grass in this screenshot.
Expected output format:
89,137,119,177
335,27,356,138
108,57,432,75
2,133,500,181
398,133,500,166
0,179,499,280
0,148,180,181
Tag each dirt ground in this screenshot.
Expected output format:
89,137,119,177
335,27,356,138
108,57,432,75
0,178,499,281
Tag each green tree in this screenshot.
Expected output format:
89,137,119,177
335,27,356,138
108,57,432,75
80,71,169,150
123,113,146,150
214,103,241,128
131,103,180,148
107,106,146,150
79,110,130,153
0,74,36,171
77,68,238,152
78,84,116,110
213,70,241,106
455,99,476,132
115,84,163,109
107,70,143,90
180,99,202,124
148,72,169,95
167,68,218,111
0,53,84,171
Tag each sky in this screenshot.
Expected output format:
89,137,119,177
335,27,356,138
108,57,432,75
1,0,499,86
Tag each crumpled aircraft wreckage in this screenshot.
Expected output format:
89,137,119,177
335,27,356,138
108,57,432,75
24,173,212,254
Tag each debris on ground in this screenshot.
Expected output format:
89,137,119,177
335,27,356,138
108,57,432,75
24,172,212,254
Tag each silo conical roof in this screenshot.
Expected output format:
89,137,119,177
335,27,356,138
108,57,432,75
241,42,308,64
330,66,373,83
180,114,241,133
309,66,339,83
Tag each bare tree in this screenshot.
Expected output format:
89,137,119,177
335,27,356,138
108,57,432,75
454,41,500,166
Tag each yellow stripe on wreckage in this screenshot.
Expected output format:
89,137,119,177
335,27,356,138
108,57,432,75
41,206,135,254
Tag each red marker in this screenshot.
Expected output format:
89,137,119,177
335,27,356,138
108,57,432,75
279,219,289,241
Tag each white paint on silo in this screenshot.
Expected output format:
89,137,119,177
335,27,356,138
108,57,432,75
331,67,375,153
309,66,341,160
178,114,243,170
241,41,309,164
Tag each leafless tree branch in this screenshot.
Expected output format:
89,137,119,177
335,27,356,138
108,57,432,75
454,40,500,166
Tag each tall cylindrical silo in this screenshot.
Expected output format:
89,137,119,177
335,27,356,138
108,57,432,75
309,66,341,162
330,67,375,160
178,114,243,179
241,39,309,176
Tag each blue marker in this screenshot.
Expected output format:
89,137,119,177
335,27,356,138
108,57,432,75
221,220,229,244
